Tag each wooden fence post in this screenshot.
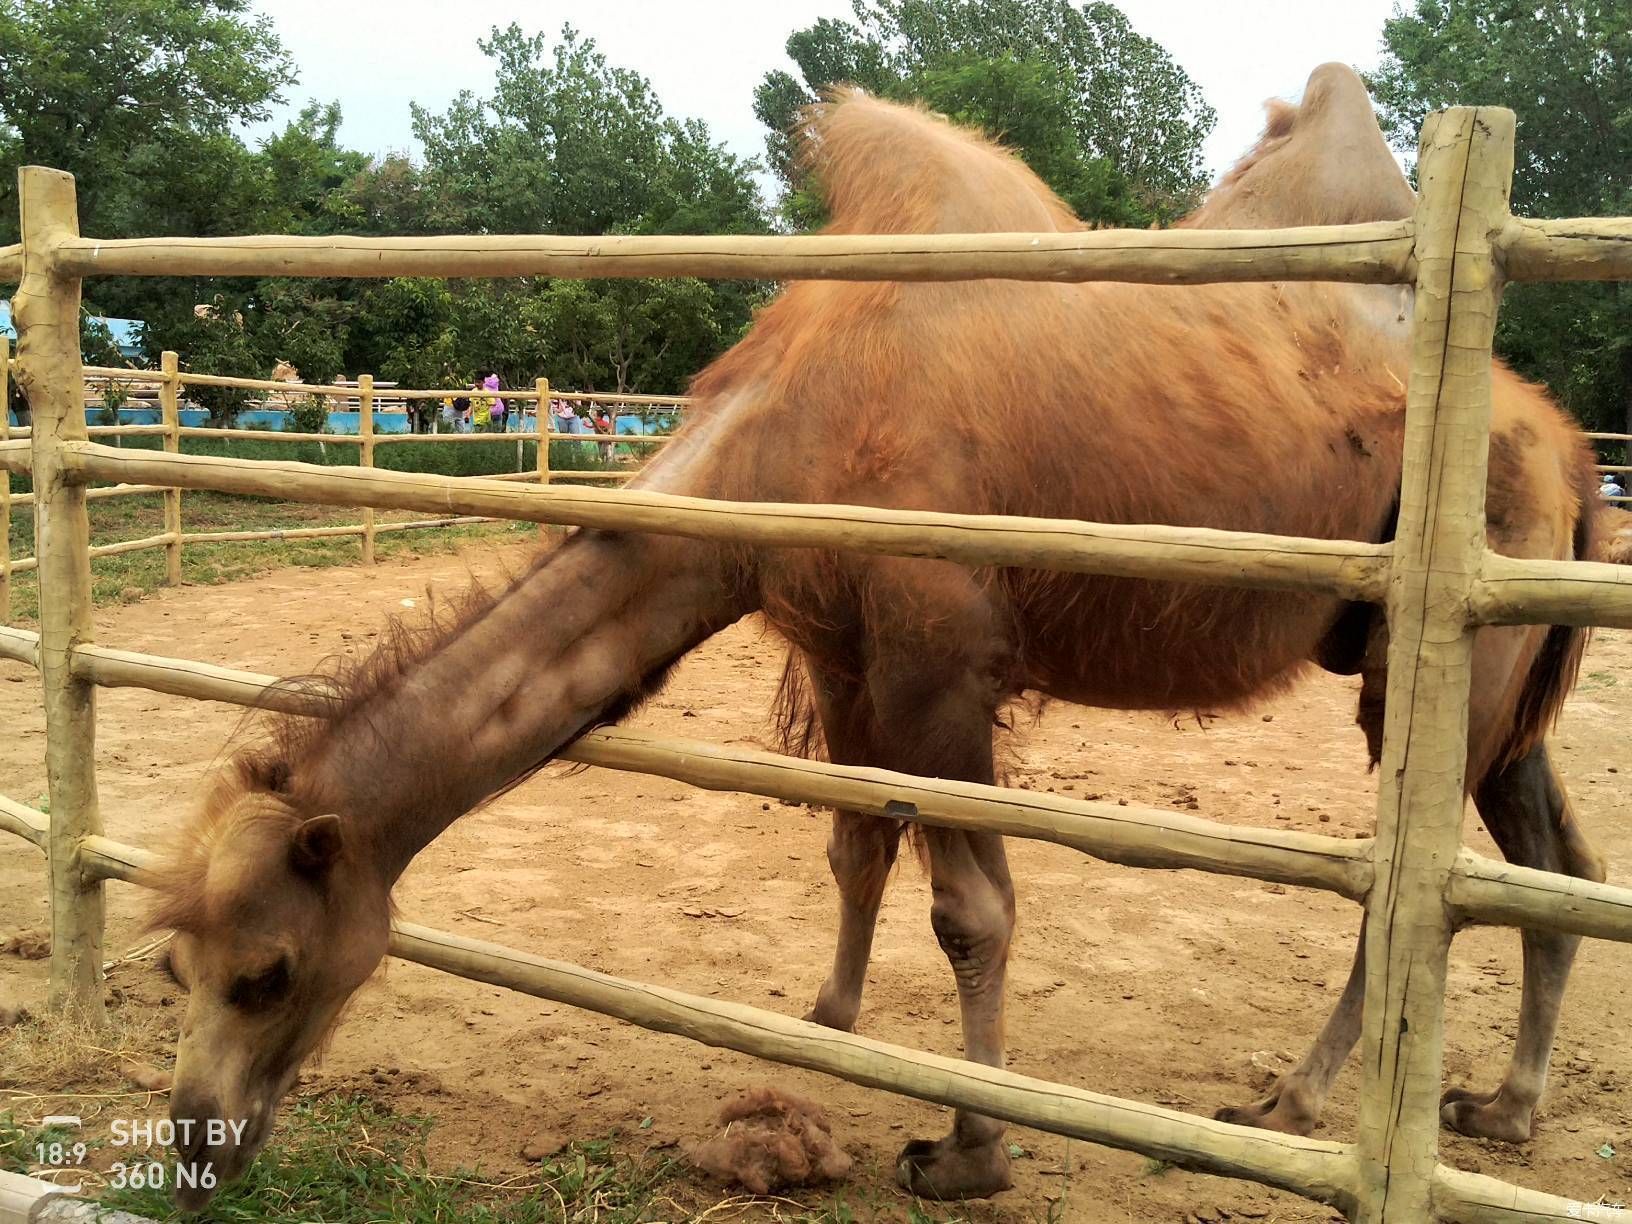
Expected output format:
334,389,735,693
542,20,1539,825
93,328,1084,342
15,166,104,1015
1352,108,1515,1223
358,373,375,564
535,378,553,543
160,350,182,584
535,378,551,486
1,335,12,624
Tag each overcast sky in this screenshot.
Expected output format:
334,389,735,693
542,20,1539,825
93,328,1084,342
248,0,1404,194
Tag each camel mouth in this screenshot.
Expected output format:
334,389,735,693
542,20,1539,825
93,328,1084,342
168,1113,273,1211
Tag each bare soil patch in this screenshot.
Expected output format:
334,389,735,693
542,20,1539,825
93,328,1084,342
1,541,1628,1219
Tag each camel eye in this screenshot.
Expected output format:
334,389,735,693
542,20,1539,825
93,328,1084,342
228,959,292,1011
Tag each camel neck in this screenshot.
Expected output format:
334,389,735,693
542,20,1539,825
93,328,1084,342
292,530,746,884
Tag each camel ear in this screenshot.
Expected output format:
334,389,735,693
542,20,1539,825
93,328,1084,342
290,815,344,876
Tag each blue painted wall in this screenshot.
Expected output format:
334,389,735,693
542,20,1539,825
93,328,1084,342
8,407,672,435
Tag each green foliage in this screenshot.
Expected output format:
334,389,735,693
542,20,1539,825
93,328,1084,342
0,0,292,248
405,24,774,393
79,311,124,368
287,395,329,435
27,19,773,399
95,1094,678,1221
1369,0,1632,432
348,278,460,389
754,0,1216,228
139,297,260,427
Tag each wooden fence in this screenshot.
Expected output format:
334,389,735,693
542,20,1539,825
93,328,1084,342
0,346,689,616
3,107,1632,1222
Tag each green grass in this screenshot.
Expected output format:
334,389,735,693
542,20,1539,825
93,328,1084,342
0,1114,85,1177
2,434,636,622
92,1094,680,1223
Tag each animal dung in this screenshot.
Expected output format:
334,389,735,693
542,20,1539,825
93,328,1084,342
688,1087,852,1194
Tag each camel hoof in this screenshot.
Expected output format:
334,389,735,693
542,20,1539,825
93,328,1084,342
895,1135,1013,1200
1213,1088,1317,1136
1440,1086,1533,1143
801,1004,858,1033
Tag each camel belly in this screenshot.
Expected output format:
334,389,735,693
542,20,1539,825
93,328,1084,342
1011,577,1343,712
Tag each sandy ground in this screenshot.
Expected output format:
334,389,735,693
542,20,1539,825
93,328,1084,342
1,539,1629,1221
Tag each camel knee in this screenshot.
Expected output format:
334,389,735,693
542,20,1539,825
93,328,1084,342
929,881,1013,996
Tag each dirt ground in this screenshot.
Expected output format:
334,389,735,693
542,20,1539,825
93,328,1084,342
1,539,1629,1221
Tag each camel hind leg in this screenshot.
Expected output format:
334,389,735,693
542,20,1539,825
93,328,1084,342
1440,740,1606,1141
1218,617,1601,1143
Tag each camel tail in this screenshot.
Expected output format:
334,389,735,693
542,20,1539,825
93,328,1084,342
1497,469,1599,771
771,652,825,762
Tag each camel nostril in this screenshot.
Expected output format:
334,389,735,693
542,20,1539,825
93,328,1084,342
170,1095,221,1164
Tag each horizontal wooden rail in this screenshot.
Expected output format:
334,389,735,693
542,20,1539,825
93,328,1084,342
182,516,494,544
67,828,1356,1209
9,630,1621,942
58,635,1372,894
179,426,364,444
1473,550,1632,628
81,365,164,382
85,424,171,437
100,368,690,405
1432,1163,1632,1223
38,820,1621,1220
88,532,172,560
0,626,39,665
53,221,1417,286
0,242,20,281
0,795,47,849
1450,849,1632,943
8,483,167,509
372,430,539,444
560,728,1373,896
551,391,692,406
1501,216,1632,283
62,442,1393,600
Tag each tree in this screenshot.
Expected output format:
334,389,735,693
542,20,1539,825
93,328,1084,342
410,24,775,392
0,0,292,246
1370,0,1632,433
754,0,1216,228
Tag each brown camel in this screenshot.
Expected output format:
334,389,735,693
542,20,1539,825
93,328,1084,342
146,65,1602,1209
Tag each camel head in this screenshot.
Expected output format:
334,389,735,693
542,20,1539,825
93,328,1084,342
1189,62,1415,230
146,767,389,1209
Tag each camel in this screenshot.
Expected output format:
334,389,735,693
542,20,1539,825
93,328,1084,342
145,65,1602,1209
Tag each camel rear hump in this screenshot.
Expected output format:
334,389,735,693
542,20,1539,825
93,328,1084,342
803,90,1082,236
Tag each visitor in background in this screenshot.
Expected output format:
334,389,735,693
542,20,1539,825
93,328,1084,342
591,406,614,461
1602,471,1626,501
483,372,507,432
551,398,579,436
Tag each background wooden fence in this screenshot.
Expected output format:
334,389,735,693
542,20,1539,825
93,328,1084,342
0,345,689,617
3,106,1632,1223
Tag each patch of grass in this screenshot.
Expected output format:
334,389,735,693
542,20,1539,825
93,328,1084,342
3,493,541,622
0,1005,170,1099
99,1094,679,1223
0,1114,85,1176
2,433,637,622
